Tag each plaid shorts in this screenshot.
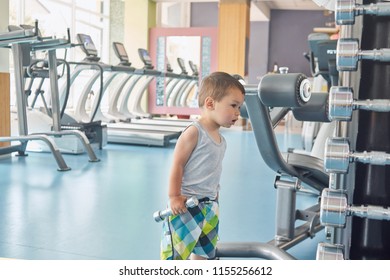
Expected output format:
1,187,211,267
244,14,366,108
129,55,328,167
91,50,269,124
160,200,219,260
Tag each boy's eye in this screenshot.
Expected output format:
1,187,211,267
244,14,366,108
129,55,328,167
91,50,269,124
231,104,241,110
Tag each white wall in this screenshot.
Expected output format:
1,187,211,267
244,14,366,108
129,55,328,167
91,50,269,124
124,0,151,69
0,0,9,72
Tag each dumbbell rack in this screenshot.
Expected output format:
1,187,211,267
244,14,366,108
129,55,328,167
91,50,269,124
318,0,390,260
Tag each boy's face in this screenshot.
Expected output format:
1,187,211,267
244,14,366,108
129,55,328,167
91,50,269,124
213,87,245,128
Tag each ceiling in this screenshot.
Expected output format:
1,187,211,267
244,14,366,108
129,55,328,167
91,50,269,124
252,0,323,10
251,0,324,21
153,0,324,10
152,0,326,21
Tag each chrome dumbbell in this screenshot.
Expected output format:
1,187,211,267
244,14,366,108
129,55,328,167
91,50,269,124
337,38,390,71
153,197,199,222
328,86,390,121
336,0,390,25
320,188,390,228
324,137,390,173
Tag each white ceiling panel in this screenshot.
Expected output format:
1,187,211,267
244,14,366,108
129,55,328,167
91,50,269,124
252,0,323,10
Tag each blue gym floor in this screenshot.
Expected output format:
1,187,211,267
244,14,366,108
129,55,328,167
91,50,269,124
0,128,325,260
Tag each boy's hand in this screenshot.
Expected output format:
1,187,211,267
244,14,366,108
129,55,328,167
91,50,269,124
169,195,188,215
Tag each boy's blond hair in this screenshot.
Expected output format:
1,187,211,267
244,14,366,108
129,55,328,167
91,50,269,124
198,72,245,107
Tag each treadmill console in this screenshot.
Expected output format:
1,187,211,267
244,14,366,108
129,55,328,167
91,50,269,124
166,58,174,73
20,24,42,37
112,42,131,66
138,48,154,69
188,60,198,76
77,33,99,61
177,58,188,75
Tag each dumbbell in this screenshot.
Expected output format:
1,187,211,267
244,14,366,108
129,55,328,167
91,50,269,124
153,197,199,222
320,188,390,228
336,0,390,25
337,38,390,71
328,86,390,121
324,137,390,173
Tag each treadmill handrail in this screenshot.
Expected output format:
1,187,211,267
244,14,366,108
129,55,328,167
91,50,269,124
61,61,105,123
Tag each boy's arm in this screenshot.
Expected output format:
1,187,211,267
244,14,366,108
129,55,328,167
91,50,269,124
168,125,198,215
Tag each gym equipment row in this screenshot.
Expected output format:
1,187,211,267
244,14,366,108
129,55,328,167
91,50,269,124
58,34,176,148
0,21,99,171
10,30,107,155
318,0,390,260
58,34,198,147
9,28,197,150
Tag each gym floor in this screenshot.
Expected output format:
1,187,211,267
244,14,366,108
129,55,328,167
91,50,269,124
0,127,325,260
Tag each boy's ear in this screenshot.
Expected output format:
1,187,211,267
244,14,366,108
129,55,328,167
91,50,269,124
204,96,215,110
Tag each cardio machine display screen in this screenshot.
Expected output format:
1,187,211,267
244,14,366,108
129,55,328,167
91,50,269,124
177,58,188,74
77,33,98,57
138,48,152,64
113,42,128,60
177,58,185,69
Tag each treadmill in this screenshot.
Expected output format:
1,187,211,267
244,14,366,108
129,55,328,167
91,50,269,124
0,22,99,170
128,47,195,128
69,35,181,147
181,60,200,107
172,59,199,107
163,57,193,107
110,43,193,129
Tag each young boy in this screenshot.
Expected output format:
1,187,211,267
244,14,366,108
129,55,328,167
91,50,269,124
160,71,245,260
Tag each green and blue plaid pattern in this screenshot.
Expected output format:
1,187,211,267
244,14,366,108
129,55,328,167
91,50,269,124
160,201,219,260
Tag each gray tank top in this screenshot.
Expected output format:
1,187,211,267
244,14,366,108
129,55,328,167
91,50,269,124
181,122,226,200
